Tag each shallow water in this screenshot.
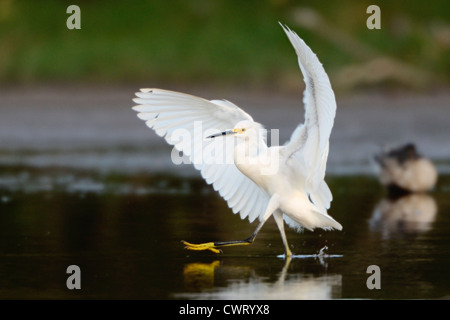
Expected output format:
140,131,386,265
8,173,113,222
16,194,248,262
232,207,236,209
1,168,449,299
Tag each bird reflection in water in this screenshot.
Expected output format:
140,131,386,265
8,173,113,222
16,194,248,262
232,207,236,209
371,143,438,237
177,256,342,299
370,193,437,238
182,260,222,291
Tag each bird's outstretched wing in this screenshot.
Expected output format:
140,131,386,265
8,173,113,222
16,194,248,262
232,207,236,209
132,88,270,222
279,24,337,213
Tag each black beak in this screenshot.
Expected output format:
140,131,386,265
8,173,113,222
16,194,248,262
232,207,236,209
206,129,236,139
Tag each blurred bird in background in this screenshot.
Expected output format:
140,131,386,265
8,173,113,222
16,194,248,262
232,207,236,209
374,143,438,195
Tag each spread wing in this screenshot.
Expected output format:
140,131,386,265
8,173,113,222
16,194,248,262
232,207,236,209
279,24,337,213
132,88,270,222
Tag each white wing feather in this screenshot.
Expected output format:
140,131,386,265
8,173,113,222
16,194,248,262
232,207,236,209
132,88,269,222
279,24,337,213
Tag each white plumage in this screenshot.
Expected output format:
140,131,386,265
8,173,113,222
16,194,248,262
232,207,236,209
134,89,269,223
132,24,341,257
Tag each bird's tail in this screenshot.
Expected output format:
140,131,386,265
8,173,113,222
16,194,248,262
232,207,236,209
284,210,342,232
310,211,343,231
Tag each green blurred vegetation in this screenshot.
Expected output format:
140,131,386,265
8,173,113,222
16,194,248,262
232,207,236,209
0,0,449,91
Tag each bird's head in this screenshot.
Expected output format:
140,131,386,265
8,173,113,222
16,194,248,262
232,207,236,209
207,120,261,140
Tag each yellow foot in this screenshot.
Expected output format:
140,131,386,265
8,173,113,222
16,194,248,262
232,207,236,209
285,247,293,258
182,241,222,254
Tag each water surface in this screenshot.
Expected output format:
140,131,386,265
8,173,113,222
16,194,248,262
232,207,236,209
1,168,449,299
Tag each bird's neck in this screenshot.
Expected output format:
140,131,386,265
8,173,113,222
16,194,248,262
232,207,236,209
235,135,267,159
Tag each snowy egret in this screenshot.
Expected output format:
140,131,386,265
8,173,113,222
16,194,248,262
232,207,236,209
132,23,342,257
374,143,437,194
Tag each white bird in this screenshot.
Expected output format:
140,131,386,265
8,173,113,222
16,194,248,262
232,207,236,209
132,23,342,257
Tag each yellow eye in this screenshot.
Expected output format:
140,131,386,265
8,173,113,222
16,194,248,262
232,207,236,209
241,128,246,132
